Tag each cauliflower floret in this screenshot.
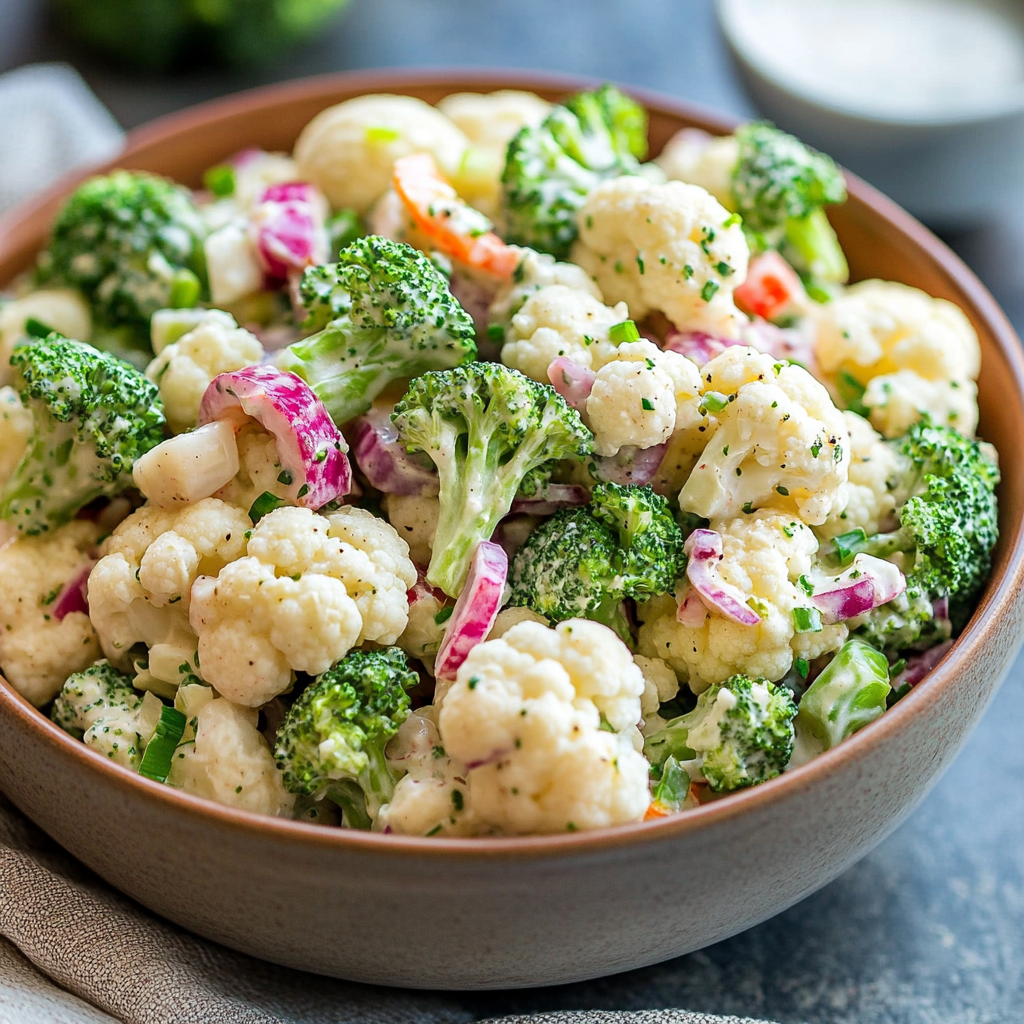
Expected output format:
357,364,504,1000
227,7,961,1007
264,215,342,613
863,372,979,439
439,90,551,218
382,493,439,567
145,314,264,434
150,307,236,355
377,706,484,837
0,520,102,706
87,499,251,693
634,654,680,740
637,512,848,692
0,386,33,489
188,506,415,707
0,289,92,385
294,95,470,214
501,284,626,381
679,346,850,525
813,279,981,438
655,128,740,209
438,619,650,834
488,248,602,331
488,605,547,640
586,340,704,456
168,686,292,816
203,220,264,306
572,176,750,338
818,411,904,539
213,422,294,512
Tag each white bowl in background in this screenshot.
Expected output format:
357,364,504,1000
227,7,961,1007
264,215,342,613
716,0,1024,226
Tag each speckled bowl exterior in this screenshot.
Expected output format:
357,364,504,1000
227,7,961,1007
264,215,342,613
0,70,1022,991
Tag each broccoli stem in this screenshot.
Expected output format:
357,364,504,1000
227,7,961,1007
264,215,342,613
325,780,373,831
782,207,849,287
359,744,400,819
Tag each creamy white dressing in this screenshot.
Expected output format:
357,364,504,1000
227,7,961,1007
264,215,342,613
721,0,1024,118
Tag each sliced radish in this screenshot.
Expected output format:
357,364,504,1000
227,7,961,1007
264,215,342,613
684,529,761,626
199,365,351,508
810,554,906,625
547,356,596,413
353,408,439,496
53,562,95,621
434,541,508,683
250,181,328,282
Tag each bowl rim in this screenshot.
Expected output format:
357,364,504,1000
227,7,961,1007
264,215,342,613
2,66,1023,861
715,0,1024,128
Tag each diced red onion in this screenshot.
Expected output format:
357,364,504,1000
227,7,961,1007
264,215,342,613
53,562,94,621
450,272,498,340
810,554,906,625
250,182,328,282
407,568,447,606
547,357,596,412
676,586,708,627
932,595,950,623
353,408,440,497
663,330,735,367
510,483,589,516
741,318,818,373
593,443,668,486
229,147,264,170
892,639,954,689
684,529,761,626
199,366,351,508
464,748,514,771
434,541,508,683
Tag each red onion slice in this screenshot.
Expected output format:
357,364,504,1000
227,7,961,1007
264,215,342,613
810,554,906,625
663,330,735,366
547,356,596,413
892,639,954,689
434,541,508,683
684,529,761,626
199,365,351,508
510,483,589,516
593,443,668,486
53,562,94,621
353,408,440,497
676,586,708,627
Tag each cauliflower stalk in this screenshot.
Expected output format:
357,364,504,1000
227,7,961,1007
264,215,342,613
0,520,103,706
813,279,981,438
189,505,416,706
679,346,850,526
638,512,848,692
572,176,750,338
437,618,650,834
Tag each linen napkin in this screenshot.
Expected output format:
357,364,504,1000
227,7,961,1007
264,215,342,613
0,63,777,1024
0,63,124,215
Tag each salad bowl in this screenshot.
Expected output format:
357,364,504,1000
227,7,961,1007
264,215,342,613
0,69,1022,990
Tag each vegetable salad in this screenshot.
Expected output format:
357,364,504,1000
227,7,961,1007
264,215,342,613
0,85,999,837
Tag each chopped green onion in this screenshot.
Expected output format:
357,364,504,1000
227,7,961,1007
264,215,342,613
138,706,187,783
486,323,505,341
169,269,201,309
203,164,236,198
641,397,655,411
700,391,729,414
794,657,810,679
798,574,815,596
701,280,720,302
652,756,691,811
837,370,869,417
599,713,616,733
792,607,822,633
365,126,401,143
277,469,293,486
434,605,454,625
248,491,288,524
609,320,641,344
833,528,867,566
23,317,55,339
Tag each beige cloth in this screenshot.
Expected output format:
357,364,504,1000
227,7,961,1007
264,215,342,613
0,793,776,1023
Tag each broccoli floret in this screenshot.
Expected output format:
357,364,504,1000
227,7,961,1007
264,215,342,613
326,208,365,259
508,483,685,639
794,638,891,753
273,647,418,829
51,660,145,769
392,362,593,597
0,336,166,535
731,122,848,288
840,421,999,642
644,674,797,792
501,84,647,260
277,236,477,425
37,171,207,352
854,588,951,654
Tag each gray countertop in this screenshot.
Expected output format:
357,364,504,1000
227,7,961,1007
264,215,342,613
2,1,1023,1021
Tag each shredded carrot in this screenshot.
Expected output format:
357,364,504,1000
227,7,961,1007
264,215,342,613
644,800,673,821
392,153,519,279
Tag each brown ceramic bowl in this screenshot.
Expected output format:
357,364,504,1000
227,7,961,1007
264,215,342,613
0,70,1022,991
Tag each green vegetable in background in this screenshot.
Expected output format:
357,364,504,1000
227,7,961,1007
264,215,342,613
51,0,352,73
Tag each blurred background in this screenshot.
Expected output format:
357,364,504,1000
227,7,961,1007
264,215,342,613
1,1,1023,1022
